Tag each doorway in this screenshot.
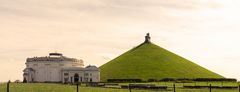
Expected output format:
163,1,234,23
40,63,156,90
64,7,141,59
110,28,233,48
74,73,79,83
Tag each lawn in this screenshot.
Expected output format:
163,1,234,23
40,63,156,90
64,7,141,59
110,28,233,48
0,82,239,92
0,83,154,92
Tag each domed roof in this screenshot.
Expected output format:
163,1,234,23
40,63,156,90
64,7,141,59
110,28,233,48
49,52,63,56
85,65,99,70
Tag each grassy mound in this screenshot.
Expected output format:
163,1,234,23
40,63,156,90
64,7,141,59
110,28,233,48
100,42,223,82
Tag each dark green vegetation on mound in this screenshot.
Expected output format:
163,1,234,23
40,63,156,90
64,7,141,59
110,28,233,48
100,42,223,82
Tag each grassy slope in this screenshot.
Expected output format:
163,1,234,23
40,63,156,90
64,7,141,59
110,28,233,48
100,43,223,82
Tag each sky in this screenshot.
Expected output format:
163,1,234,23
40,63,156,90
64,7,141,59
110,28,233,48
0,0,240,82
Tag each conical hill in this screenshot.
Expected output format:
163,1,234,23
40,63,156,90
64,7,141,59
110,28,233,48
100,34,223,82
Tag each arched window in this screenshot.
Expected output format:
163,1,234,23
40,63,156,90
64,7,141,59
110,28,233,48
74,73,79,83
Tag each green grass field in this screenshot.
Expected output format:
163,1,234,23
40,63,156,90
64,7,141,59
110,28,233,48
0,82,239,92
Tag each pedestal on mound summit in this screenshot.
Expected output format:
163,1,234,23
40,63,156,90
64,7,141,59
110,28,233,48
100,33,223,82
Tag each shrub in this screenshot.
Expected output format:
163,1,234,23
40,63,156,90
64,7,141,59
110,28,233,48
107,79,142,83
194,78,237,82
159,78,175,82
14,80,21,83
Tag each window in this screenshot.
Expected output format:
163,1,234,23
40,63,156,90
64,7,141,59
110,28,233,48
84,73,89,76
64,73,69,76
90,78,92,82
64,78,68,83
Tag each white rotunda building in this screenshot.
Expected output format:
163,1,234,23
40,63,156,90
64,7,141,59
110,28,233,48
23,53,100,83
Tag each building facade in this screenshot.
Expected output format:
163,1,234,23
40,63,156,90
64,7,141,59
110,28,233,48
23,53,100,83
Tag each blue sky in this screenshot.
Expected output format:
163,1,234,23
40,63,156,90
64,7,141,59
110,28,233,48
0,0,240,81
